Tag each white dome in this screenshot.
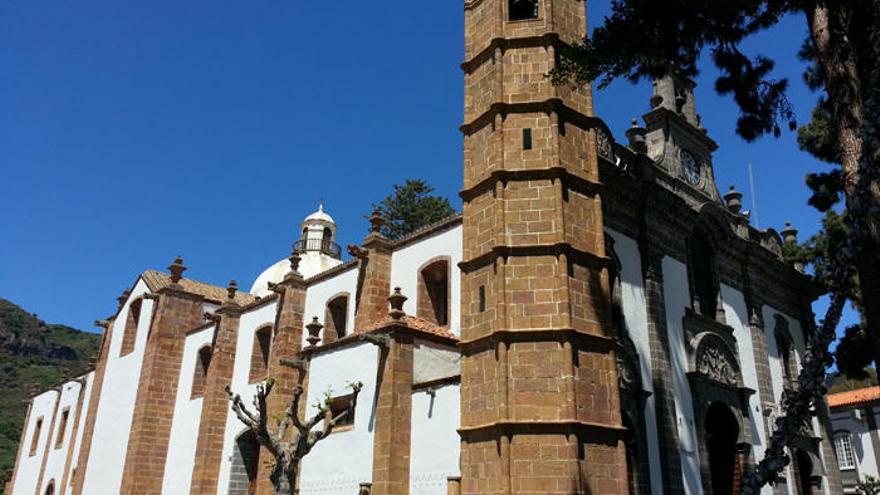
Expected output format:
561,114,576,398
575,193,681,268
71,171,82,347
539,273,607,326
303,204,335,225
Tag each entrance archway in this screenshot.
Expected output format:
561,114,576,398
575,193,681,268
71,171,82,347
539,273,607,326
705,402,740,495
228,430,260,495
794,449,814,495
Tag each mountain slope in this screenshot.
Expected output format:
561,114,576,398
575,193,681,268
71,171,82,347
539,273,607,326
0,298,100,489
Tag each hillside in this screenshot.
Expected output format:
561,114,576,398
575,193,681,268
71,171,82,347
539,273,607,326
0,298,100,489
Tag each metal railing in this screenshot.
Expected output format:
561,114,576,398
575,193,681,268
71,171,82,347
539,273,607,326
293,238,341,259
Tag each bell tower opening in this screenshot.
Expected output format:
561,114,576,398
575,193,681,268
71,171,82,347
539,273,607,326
509,0,538,21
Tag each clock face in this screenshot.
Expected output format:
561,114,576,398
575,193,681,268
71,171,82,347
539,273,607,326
681,149,701,184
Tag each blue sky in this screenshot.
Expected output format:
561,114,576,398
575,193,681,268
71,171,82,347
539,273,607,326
0,1,855,339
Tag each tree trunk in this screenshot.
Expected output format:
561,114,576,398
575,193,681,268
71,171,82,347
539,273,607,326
808,2,880,377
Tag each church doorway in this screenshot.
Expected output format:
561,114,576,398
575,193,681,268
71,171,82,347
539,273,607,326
705,402,740,495
794,449,814,495
228,430,260,495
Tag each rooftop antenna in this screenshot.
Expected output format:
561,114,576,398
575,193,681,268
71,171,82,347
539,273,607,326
748,162,760,229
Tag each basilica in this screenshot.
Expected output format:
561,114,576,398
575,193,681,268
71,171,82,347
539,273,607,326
7,1,844,494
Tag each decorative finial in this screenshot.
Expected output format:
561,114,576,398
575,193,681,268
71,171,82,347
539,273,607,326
369,207,385,234
288,245,302,274
168,256,186,283
227,280,238,300
117,289,131,309
319,199,324,212
723,185,743,214
306,317,323,347
780,222,798,244
631,118,638,127
388,287,407,320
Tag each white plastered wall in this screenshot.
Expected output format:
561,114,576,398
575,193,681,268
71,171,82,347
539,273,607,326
63,372,94,495
303,266,358,344
831,407,879,482
299,343,380,494
763,305,816,495
390,226,462,337
80,277,154,495
36,379,85,495
661,256,703,494
161,324,215,495
12,389,59,495
409,383,460,494
607,229,664,494
216,300,278,494
720,285,773,495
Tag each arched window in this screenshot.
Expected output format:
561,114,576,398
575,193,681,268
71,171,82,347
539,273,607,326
249,326,272,383
323,227,332,242
54,408,70,449
705,402,740,495
324,295,349,344
228,430,260,495
29,417,43,456
774,316,797,389
418,259,450,326
687,234,718,318
44,480,55,495
190,346,212,399
834,431,855,470
120,298,142,356
509,0,538,20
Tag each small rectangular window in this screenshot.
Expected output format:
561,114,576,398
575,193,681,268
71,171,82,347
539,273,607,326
29,417,44,456
327,394,356,432
835,432,856,469
478,286,486,313
55,408,70,449
522,128,532,150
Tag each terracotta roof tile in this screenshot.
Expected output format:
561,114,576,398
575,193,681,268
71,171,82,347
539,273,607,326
141,270,256,306
359,315,458,341
828,386,880,408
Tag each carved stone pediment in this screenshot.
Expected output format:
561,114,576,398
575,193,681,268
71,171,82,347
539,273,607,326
694,337,738,386
683,310,742,388
596,128,617,164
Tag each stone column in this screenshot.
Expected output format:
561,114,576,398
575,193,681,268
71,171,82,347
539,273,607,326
70,319,114,495
370,332,414,495
189,283,243,495
120,261,206,495
353,211,393,332
254,255,308,495
638,246,685,493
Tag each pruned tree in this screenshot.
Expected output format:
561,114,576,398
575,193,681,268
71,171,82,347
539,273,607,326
226,379,363,495
551,1,880,491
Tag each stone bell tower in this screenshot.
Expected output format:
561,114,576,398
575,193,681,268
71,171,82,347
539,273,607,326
459,0,629,493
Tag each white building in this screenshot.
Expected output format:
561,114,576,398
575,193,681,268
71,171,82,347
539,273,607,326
829,386,880,493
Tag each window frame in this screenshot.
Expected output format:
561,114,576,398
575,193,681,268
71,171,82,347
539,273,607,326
190,345,213,399
248,325,273,384
29,416,44,457
119,297,143,357
508,0,539,21
326,393,356,433
54,407,70,449
834,430,856,470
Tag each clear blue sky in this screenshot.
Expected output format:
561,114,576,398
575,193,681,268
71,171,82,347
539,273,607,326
0,2,856,339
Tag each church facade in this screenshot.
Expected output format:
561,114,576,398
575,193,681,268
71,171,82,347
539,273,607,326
8,1,845,494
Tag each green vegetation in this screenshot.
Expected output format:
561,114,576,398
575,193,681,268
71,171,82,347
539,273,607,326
371,179,456,241
0,298,100,489
827,368,878,394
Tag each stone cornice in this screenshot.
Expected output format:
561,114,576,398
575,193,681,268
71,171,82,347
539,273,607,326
458,242,611,273
460,33,563,74
458,419,626,440
458,327,614,353
460,98,606,136
460,166,601,202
